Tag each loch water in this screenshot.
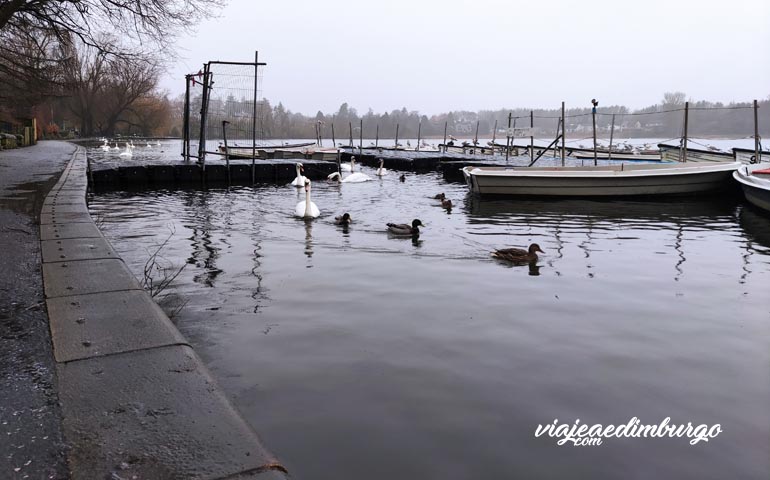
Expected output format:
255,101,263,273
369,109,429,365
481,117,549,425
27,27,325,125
88,151,770,479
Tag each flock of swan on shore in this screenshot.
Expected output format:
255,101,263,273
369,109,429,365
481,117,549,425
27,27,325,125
291,156,543,265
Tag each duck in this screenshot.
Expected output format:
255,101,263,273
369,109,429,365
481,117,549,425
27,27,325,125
290,162,307,187
491,243,544,264
294,179,320,218
441,198,453,209
433,193,445,200
387,219,424,236
334,213,352,225
399,174,406,182
376,158,388,176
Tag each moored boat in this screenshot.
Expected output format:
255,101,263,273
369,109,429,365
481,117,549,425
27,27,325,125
462,161,740,197
732,147,769,165
658,143,734,162
733,164,770,212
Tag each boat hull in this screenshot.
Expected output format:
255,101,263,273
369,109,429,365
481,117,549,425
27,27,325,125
463,162,740,197
658,144,734,163
733,164,770,212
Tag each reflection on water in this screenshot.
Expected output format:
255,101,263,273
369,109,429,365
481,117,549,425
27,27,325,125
89,166,770,480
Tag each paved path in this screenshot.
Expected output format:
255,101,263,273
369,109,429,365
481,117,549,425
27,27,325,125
1,141,287,479
0,140,74,480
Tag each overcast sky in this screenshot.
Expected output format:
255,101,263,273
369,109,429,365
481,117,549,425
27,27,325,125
160,0,770,115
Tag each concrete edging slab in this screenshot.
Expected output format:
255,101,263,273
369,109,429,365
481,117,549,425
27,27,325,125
40,146,288,478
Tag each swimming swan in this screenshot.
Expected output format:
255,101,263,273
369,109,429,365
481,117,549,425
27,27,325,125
376,158,388,176
295,179,320,218
291,162,307,187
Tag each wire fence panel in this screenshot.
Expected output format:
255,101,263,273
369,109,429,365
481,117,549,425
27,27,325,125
183,57,266,163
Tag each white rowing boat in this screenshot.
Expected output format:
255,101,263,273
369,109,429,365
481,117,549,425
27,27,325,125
462,161,740,197
733,163,770,212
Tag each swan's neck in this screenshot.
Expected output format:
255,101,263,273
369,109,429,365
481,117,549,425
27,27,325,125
296,165,301,176
304,187,312,217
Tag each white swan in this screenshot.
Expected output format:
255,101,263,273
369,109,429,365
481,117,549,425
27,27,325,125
340,156,354,172
327,171,372,183
376,158,388,176
290,162,307,187
333,157,371,182
111,142,120,151
118,142,133,157
295,179,320,218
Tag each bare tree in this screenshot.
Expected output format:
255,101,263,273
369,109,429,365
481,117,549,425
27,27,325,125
0,0,223,120
60,38,162,136
0,1,224,54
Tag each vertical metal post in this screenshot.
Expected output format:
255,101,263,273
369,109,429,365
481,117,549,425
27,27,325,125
474,120,479,145
395,124,399,148
530,110,534,163
222,120,231,185
511,117,517,154
608,114,616,162
561,101,566,166
505,112,512,162
682,101,689,163
359,119,363,154
252,51,258,184
492,119,497,145
443,122,447,153
331,116,336,146
754,99,760,164
417,121,422,151
349,122,353,147
591,102,598,166
182,74,190,161
375,124,379,148
197,63,211,172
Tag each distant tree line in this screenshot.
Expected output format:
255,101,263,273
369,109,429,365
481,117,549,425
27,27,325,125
180,92,770,143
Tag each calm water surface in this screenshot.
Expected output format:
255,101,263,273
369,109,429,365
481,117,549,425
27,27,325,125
88,164,770,479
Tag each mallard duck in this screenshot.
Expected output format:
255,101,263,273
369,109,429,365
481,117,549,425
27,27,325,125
433,193,445,200
491,243,543,264
335,213,351,225
441,198,452,209
387,219,423,236
399,174,406,182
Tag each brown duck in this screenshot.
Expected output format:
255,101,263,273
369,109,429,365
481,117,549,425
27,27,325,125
491,243,544,264
387,219,424,236
335,213,352,225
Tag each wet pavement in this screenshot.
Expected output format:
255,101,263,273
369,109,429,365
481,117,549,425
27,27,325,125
0,141,74,479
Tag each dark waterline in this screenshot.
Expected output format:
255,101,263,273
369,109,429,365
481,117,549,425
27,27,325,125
88,163,770,479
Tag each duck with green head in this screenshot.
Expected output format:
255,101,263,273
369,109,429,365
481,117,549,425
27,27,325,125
387,219,424,236
491,243,543,264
